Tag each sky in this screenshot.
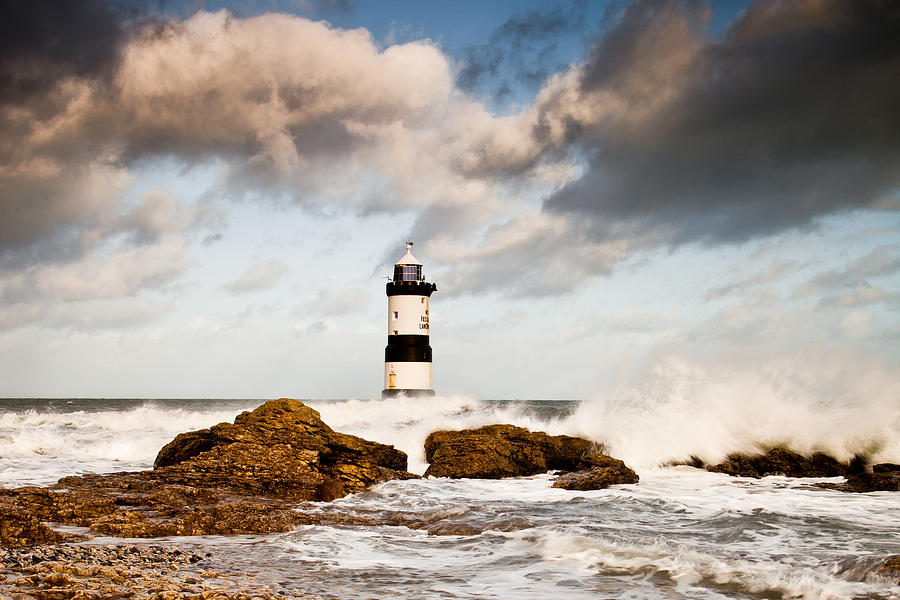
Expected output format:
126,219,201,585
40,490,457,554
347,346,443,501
0,0,898,400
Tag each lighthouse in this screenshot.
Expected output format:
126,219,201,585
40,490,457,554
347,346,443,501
382,242,437,398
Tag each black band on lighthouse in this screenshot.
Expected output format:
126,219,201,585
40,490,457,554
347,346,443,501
386,281,437,296
387,335,430,346
385,345,432,362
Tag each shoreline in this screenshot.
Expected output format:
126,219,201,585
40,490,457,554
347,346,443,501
0,542,314,600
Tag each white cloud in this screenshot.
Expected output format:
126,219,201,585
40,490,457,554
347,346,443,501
225,259,289,294
0,236,190,331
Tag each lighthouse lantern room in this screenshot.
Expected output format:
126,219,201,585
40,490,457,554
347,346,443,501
382,242,437,398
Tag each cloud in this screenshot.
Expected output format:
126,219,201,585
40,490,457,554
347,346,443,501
706,260,798,300
117,189,222,245
295,288,370,317
225,259,289,294
794,245,900,307
1,10,458,265
3,1,899,309
0,236,189,331
456,2,586,103
0,0,127,106
494,0,900,247
426,210,631,297
805,246,900,291
0,297,172,332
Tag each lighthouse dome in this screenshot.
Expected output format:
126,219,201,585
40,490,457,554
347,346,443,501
393,241,423,282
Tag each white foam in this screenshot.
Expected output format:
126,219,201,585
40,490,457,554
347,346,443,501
560,354,900,468
278,472,900,600
0,401,252,486
309,395,568,474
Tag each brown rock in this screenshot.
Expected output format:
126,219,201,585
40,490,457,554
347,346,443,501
1,399,418,546
707,449,900,493
0,500,64,547
152,398,415,500
707,448,849,479
873,463,900,474
423,424,596,479
876,555,900,582
840,464,900,492
552,455,640,490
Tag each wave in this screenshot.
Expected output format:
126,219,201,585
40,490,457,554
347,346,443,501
318,353,900,472
0,402,251,457
312,395,570,474
562,353,900,468
2,349,897,485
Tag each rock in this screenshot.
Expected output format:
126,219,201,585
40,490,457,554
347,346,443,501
0,544,295,599
707,449,900,493
551,455,640,490
422,424,639,491
0,399,418,545
839,463,900,492
153,398,414,501
423,424,596,479
875,555,900,582
873,463,900,474
707,448,850,479
0,500,64,547
153,430,217,469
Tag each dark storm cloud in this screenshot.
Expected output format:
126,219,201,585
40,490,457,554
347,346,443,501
544,0,900,245
0,0,139,106
457,1,586,103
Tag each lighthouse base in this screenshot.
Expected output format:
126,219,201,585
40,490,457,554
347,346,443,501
382,388,436,399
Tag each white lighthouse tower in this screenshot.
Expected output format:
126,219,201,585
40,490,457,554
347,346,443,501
382,242,437,398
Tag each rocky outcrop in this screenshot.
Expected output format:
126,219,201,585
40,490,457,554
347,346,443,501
552,455,640,490
423,424,639,490
706,448,851,479
832,463,900,492
153,398,413,501
705,448,899,492
424,425,596,479
0,499,66,547
0,399,417,546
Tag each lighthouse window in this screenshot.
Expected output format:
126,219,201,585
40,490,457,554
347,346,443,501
394,264,422,282
392,311,398,319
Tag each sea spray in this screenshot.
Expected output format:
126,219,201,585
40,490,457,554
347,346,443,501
311,394,574,474
311,352,900,472
562,353,900,468
0,399,254,486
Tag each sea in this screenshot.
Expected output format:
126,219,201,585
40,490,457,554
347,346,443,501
1,393,899,600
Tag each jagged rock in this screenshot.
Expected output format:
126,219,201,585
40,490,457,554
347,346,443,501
153,398,413,501
876,555,900,582
0,499,65,547
424,424,597,479
422,424,639,491
839,464,900,492
707,448,850,479
707,448,899,493
552,455,640,490
0,399,417,545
